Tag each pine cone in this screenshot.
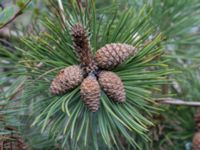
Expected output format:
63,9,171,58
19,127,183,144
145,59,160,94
50,65,83,95
195,112,200,130
98,71,125,102
95,43,136,69
1,135,27,150
80,74,100,112
192,132,200,150
71,23,97,75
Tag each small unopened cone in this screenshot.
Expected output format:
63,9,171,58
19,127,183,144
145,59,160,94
71,23,97,75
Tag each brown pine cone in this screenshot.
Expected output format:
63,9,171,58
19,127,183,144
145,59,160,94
98,71,125,102
1,135,27,150
192,132,200,150
195,112,200,130
95,43,136,69
50,65,83,95
80,74,101,112
71,23,97,75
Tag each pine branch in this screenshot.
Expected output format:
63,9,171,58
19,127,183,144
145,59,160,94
0,1,177,149
0,0,32,29
156,98,200,107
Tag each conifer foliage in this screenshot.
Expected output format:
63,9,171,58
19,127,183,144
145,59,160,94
15,1,170,148
50,23,135,112
3,0,196,149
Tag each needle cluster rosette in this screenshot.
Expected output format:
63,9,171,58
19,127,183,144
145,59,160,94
50,23,138,112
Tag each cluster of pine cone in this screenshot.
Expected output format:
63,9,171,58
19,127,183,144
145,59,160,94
50,23,137,112
0,134,27,150
192,112,200,150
